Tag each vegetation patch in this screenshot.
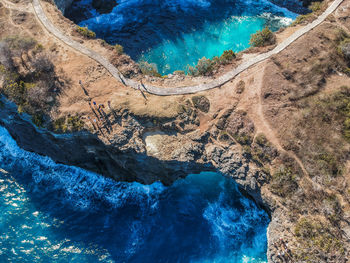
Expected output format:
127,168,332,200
114,44,124,55
212,50,236,65
250,133,278,165
249,27,276,47
0,35,66,129
232,132,253,145
188,57,213,76
32,113,44,127
218,131,233,143
53,115,85,133
269,166,299,198
139,61,161,77
299,86,349,178
76,26,96,39
338,37,350,70
292,1,326,26
188,50,236,76
294,216,345,261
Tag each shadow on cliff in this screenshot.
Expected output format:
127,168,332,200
0,96,214,186
0,96,270,261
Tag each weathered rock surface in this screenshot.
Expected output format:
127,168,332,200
0,98,215,186
0,96,270,211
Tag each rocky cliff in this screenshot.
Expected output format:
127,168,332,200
1,0,350,262
0,96,269,209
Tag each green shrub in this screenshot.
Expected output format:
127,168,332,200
67,116,84,131
0,36,64,129
2,76,26,105
114,44,124,55
218,131,232,143
251,139,277,166
187,65,197,76
255,133,268,146
249,27,276,47
292,13,314,26
0,64,5,73
269,166,298,197
32,114,44,127
292,2,323,26
196,57,213,75
4,36,36,52
309,1,323,12
338,38,350,61
232,133,252,145
294,217,344,260
219,50,236,64
53,116,84,133
317,152,342,177
139,61,161,77
76,26,96,39
34,44,44,54
53,117,67,132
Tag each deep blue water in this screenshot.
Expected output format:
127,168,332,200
0,125,269,262
66,0,299,74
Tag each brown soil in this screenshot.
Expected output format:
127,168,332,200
1,0,350,261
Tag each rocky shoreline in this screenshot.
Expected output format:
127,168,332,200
1,0,350,261
0,96,269,208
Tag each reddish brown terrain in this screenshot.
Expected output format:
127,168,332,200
1,0,350,262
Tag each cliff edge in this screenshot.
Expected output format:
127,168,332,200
1,0,350,262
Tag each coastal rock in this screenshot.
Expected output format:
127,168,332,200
268,0,310,13
92,0,117,14
0,97,213,186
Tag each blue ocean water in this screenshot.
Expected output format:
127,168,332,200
67,0,299,74
0,125,269,262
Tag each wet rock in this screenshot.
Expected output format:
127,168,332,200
92,0,117,14
268,0,309,14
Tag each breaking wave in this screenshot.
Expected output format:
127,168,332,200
0,125,269,262
66,0,299,74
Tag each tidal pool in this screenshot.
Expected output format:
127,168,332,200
66,0,301,74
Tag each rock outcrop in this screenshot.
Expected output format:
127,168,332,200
0,96,270,211
92,0,117,14
0,97,216,186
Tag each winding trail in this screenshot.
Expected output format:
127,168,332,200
32,0,343,96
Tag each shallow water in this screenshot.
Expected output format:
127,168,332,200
0,125,269,262
66,0,299,74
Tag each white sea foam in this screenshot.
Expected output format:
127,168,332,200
0,125,269,262
0,126,165,212
203,183,269,262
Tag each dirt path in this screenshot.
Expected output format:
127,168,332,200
31,0,344,96
249,59,350,211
